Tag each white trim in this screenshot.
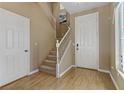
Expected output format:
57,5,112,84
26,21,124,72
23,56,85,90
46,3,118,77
110,72,120,90
59,65,74,77
56,40,59,78
115,2,124,77
27,18,31,75
59,40,72,64
28,69,39,75
98,69,119,90
56,63,60,78
115,2,121,70
96,12,99,70
72,65,77,67
98,69,110,74
118,70,124,79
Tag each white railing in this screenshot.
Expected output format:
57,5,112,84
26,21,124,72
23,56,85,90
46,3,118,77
56,26,71,78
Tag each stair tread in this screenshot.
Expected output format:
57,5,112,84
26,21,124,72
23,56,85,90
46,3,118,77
48,54,56,57
49,51,56,55
46,58,56,61
50,51,56,52
45,59,56,63
50,50,56,52
43,61,56,65
52,49,57,51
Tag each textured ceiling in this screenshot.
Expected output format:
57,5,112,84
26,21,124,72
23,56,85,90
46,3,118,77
61,2,109,14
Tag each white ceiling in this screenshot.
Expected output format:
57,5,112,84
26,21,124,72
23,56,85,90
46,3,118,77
61,2,109,14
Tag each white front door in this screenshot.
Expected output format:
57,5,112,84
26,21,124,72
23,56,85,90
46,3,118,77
75,12,99,70
0,8,30,86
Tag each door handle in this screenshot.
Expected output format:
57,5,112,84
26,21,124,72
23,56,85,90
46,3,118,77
76,43,79,50
24,50,28,52
120,55,123,63
77,44,79,47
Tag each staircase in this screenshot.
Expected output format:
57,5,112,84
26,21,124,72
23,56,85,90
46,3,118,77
39,49,57,75
39,25,70,77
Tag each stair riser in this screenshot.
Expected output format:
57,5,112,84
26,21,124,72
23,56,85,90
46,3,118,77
39,68,56,75
49,51,56,55
43,62,56,67
47,57,56,61
52,48,56,51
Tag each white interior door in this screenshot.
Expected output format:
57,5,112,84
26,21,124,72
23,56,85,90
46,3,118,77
75,12,99,70
0,8,30,86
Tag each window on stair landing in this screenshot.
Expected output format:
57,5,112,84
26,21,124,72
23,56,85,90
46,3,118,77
59,12,67,24
115,2,124,75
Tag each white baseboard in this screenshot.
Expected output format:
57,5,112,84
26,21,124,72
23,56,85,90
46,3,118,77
98,69,110,74
72,65,77,67
59,65,73,77
28,69,39,75
98,69,119,90
110,72,119,90
59,66,120,89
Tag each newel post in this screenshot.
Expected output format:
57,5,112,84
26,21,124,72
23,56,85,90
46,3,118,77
56,40,60,78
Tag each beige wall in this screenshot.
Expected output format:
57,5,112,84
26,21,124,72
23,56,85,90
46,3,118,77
38,3,56,30
52,2,60,39
52,3,70,39
52,2,60,19
110,3,124,89
70,4,111,70
0,3,55,72
59,10,70,38
60,24,68,37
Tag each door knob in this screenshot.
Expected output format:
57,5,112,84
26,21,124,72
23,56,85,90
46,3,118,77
24,50,28,52
77,44,79,47
76,43,79,50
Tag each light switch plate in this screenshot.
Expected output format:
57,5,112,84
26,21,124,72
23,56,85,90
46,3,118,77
34,42,38,46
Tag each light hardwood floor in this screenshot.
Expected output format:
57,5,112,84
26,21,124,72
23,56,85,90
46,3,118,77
0,68,116,90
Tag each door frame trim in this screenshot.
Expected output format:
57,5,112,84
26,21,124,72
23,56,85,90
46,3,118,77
27,18,30,74
75,12,99,70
